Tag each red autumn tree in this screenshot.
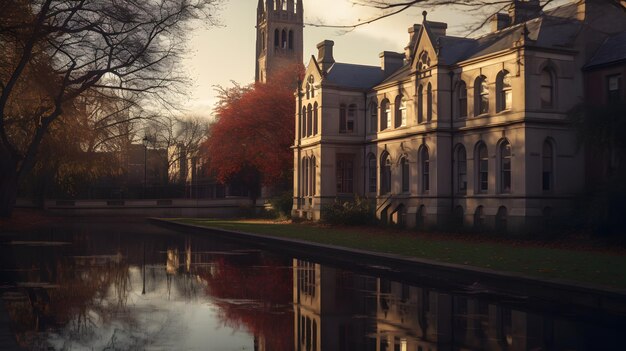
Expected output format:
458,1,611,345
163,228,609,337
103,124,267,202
204,65,303,202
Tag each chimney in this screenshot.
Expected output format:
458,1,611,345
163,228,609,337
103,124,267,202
380,51,405,76
317,40,335,73
406,24,422,60
491,13,511,32
508,0,541,24
427,21,447,38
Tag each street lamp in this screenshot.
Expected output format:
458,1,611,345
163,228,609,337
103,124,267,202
142,136,149,198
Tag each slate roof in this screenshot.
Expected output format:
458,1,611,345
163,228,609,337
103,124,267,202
585,31,626,68
324,62,385,89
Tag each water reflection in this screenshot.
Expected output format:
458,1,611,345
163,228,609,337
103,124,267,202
1,223,624,350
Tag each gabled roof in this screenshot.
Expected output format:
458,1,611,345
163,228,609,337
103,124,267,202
585,31,626,69
323,62,385,89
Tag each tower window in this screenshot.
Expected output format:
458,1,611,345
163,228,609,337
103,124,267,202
289,30,294,50
274,29,279,47
281,29,287,49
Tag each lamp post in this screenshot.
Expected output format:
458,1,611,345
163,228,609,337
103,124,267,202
142,136,148,198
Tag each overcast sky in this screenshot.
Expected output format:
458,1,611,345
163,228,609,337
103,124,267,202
180,0,565,117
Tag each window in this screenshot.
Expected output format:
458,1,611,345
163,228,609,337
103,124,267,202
293,0,298,13
427,83,433,122
500,140,512,193
301,107,307,138
274,29,279,47
401,156,409,193
313,102,319,135
417,85,424,123
541,69,554,108
381,99,391,130
302,158,309,196
368,154,377,193
394,95,406,128
477,143,488,193
347,104,356,133
608,75,622,103
339,104,355,133
281,29,287,49
381,152,391,194
282,0,287,11
308,75,315,98
458,81,467,118
497,71,512,112
369,102,378,133
307,104,312,137
475,76,489,115
310,156,316,195
542,140,553,192
456,145,467,193
420,147,430,193
288,30,294,50
339,104,346,133
336,155,354,194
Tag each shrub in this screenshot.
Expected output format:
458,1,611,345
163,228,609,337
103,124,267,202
269,190,293,219
321,196,375,225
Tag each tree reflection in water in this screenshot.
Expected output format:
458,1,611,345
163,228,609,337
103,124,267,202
201,256,294,351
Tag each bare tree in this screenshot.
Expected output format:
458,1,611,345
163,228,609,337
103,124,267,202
0,0,221,216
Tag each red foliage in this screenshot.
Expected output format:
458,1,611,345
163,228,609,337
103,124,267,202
204,65,303,187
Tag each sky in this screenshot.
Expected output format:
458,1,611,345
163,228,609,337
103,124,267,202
179,0,565,118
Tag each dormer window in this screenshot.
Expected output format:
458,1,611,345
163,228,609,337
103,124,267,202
307,75,315,98
417,50,431,71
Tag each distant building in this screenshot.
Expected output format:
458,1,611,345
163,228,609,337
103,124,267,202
292,0,626,232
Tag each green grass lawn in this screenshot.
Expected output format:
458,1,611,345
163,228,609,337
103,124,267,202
171,218,626,290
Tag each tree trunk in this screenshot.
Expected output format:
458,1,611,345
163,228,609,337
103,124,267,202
0,159,19,218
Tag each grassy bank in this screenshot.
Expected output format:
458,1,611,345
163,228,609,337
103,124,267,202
172,218,626,290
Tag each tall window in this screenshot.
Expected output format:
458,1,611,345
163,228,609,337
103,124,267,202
310,156,316,195
282,0,287,11
369,102,378,133
477,143,488,193
540,69,554,108
608,74,622,103
497,71,512,112
288,30,294,49
347,104,356,133
401,156,410,193
313,102,319,135
307,75,315,98
336,155,354,194
306,104,313,137
381,152,391,194
274,29,279,47
302,158,309,196
475,76,489,115
420,147,430,193
281,29,287,49
417,85,424,123
458,81,468,118
301,107,307,138
542,140,553,192
394,95,406,128
381,99,390,130
368,154,377,193
427,83,433,122
456,145,467,193
339,104,346,133
500,140,512,193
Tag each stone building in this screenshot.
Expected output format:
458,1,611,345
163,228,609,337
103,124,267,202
292,0,626,232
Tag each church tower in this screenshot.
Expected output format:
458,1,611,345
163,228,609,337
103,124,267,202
255,0,304,83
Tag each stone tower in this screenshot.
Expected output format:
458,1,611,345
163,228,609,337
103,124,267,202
255,0,304,83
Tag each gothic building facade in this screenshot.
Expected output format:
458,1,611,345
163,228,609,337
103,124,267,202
292,0,626,232
255,0,304,83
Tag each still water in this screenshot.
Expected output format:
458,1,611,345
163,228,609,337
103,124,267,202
1,218,625,350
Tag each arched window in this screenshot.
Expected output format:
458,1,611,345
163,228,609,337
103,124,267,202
542,140,554,191
339,104,346,133
380,99,390,130
310,156,316,195
420,147,430,193
401,156,409,193
458,81,467,118
293,0,298,14
475,76,489,115
541,69,555,108
476,143,488,193
368,153,377,193
381,152,391,194
313,102,319,135
500,140,512,193
302,157,309,197
427,83,433,122
417,85,424,123
474,206,485,229
288,30,294,50
282,0,288,11
301,106,307,138
281,29,287,49
496,71,512,112
496,206,508,233
369,101,378,133
456,145,467,193
394,95,406,128
274,29,279,47
307,104,313,137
